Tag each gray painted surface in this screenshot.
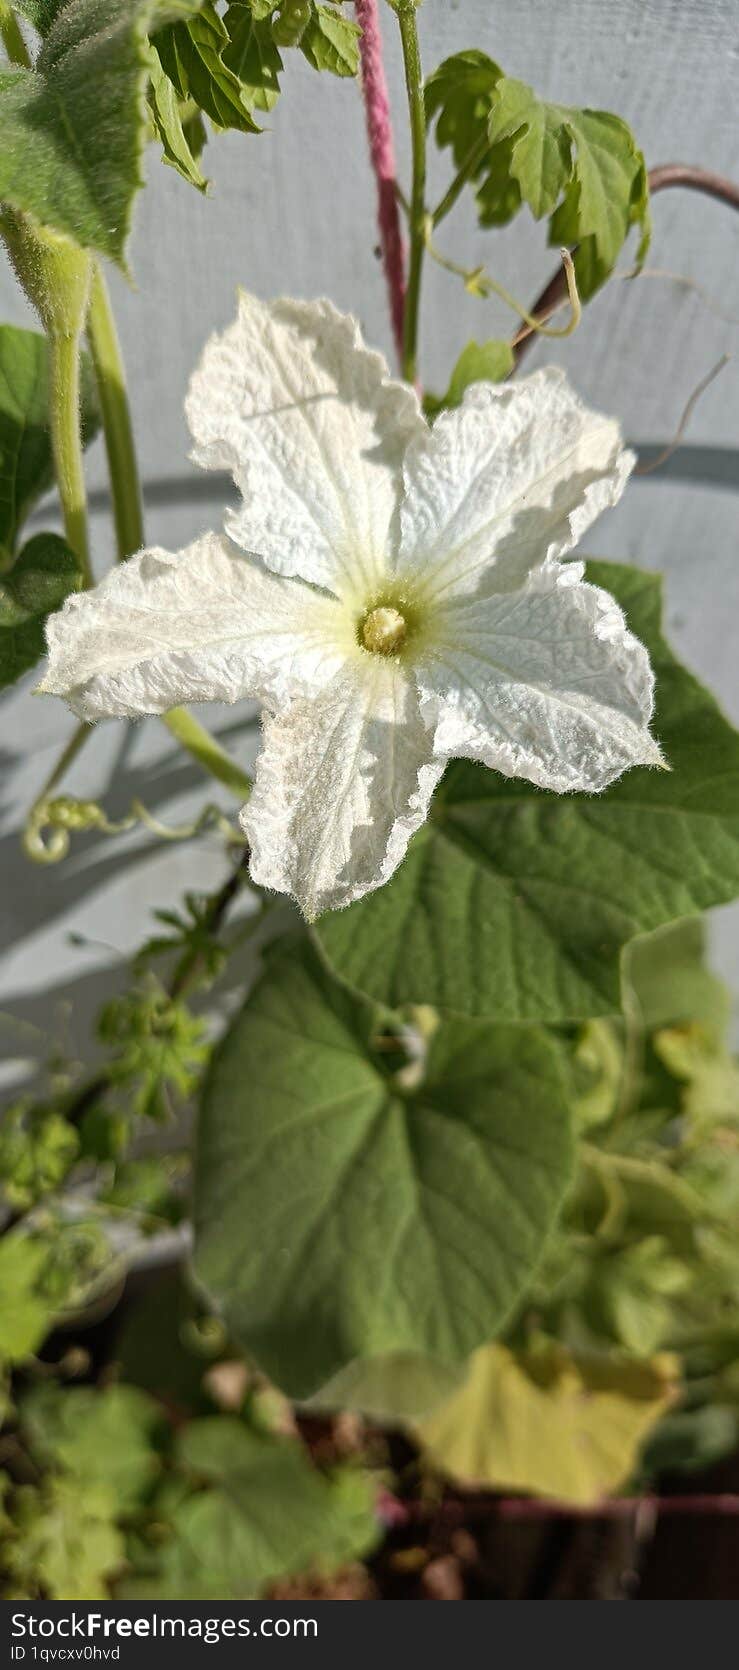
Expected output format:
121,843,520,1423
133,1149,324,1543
1,0,738,1085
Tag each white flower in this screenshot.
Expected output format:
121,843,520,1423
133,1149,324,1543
41,292,664,918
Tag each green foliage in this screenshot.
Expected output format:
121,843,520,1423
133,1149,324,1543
0,0,204,265
0,533,82,690
135,891,231,986
98,979,208,1122
194,937,573,1397
315,563,739,1023
2,1475,125,1600
0,1101,78,1210
415,1341,677,1505
147,43,209,192
126,1418,378,1598
154,2,261,135
21,1382,164,1508
424,337,514,418
299,2,359,75
0,1234,53,1363
426,50,650,296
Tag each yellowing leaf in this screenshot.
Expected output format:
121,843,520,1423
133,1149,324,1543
415,1342,678,1506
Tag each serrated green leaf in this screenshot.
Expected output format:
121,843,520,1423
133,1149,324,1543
315,562,739,1024
0,1234,53,1363
0,1103,79,1210
125,1417,378,1599
425,337,514,418
193,938,573,1397
154,1,260,135
148,43,209,190
3,1475,124,1600
0,0,204,265
0,323,99,558
21,1382,163,1508
222,3,283,112
415,1341,678,1505
426,52,649,297
0,532,82,689
300,2,359,75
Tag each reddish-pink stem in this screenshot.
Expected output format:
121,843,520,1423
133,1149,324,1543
355,0,407,366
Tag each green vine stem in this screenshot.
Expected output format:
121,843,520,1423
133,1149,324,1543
395,1,426,384
47,326,93,585
86,264,145,560
161,706,253,802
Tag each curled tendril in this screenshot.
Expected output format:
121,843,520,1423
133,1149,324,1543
423,222,582,342
22,795,247,864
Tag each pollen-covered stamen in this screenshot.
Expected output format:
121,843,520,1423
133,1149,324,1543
361,604,408,656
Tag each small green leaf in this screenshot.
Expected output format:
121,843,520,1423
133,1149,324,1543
426,52,649,296
0,0,205,265
222,4,283,113
2,1475,124,1600
315,563,739,1024
424,337,514,417
0,1103,79,1210
0,533,82,690
148,44,209,191
300,2,359,76
193,939,573,1397
0,323,99,558
0,1234,53,1364
125,1418,378,1599
154,2,261,135
21,1383,163,1509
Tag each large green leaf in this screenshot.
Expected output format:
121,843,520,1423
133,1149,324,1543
315,562,739,1024
193,939,573,1397
126,1418,378,1599
0,323,98,559
0,0,204,264
425,52,649,297
0,532,82,688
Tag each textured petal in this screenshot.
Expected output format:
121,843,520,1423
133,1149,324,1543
186,292,425,597
396,367,633,602
243,658,444,917
40,533,351,722
418,566,664,793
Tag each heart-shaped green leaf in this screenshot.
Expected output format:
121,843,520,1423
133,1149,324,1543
314,563,739,1024
193,939,573,1397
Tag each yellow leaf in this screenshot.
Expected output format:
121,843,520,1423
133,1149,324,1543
414,1342,678,1506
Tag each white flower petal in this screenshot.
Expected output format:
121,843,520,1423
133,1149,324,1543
396,367,633,602
243,658,444,917
40,533,350,722
186,292,425,598
418,566,664,793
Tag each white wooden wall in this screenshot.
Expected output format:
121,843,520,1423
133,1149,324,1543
2,0,738,1086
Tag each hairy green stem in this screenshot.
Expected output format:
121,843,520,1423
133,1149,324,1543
0,4,31,69
48,329,92,586
86,265,145,560
162,707,252,802
396,2,426,384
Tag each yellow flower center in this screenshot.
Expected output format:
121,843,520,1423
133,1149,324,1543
361,605,408,656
